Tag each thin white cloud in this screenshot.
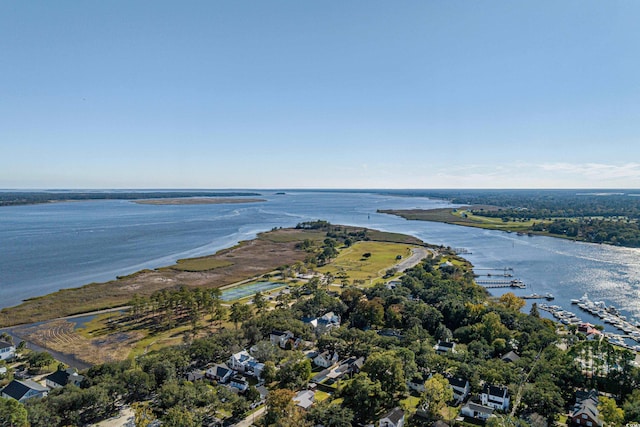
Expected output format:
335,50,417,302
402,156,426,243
539,162,640,181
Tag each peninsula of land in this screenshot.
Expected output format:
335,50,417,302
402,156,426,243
0,222,424,328
379,189,640,247
0,191,263,207
134,197,266,205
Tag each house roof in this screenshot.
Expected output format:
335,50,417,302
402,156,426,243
501,351,520,363
232,350,252,363
408,375,424,385
214,364,232,378
351,356,365,369
230,375,248,384
572,400,603,427
256,385,269,399
576,389,599,405
436,341,455,348
44,369,83,387
464,402,494,415
294,390,315,409
381,407,405,424
0,341,14,350
448,377,468,389
2,379,47,400
483,384,509,398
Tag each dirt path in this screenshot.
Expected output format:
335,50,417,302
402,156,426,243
91,406,134,427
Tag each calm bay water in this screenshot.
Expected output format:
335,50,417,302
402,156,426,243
1,191,639,327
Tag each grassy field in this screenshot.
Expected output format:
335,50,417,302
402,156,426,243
168,257,234,272
0,225,426,365
318,241,415,282
380,207,551,233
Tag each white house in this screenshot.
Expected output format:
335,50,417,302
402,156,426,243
434,340,456,354
270,330,294,348
448,376,471,404
1,379,48,402
44,368,84,389
407,376,427,393
0,341,16,361
228,350,264,378
379,407,405,427
205,364,233,383
313,351,339,368
461,402,494,421
229,375,249,392
306,312,341,334
481,384,510,411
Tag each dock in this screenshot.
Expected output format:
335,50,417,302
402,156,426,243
521,293,554,300
476,279,526,289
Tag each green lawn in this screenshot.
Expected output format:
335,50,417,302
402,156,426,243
318,241,415,282
168,257,234,272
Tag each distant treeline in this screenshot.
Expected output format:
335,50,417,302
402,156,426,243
0,191,262,206
409,190,640,247
380,189,640,219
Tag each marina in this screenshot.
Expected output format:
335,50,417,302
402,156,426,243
538,297,640,353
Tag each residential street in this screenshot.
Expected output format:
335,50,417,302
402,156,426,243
233,406,266,427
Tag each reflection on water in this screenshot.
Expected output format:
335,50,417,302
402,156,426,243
1,191,639,326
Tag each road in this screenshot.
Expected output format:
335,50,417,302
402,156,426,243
395,247,432,272
233,406,266,427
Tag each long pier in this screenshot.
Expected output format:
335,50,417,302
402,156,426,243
476,279,526,289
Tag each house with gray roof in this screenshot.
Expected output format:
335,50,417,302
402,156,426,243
379,407,405,427
461,402,494,421
44,368,84,389
0,341,15,361
570,390,603,427
1,379,48,402
294,389,315,410
434,340,456,355
206,363,233,383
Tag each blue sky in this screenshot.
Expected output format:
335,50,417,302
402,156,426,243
2,1,639,189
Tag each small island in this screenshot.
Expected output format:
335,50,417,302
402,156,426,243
0,191,263,207
134,197,266,205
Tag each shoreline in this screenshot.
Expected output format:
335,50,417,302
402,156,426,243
133,197,266,205
0,225,423,327
378,207,637,248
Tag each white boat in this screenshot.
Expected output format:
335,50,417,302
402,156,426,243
571,293,589,304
